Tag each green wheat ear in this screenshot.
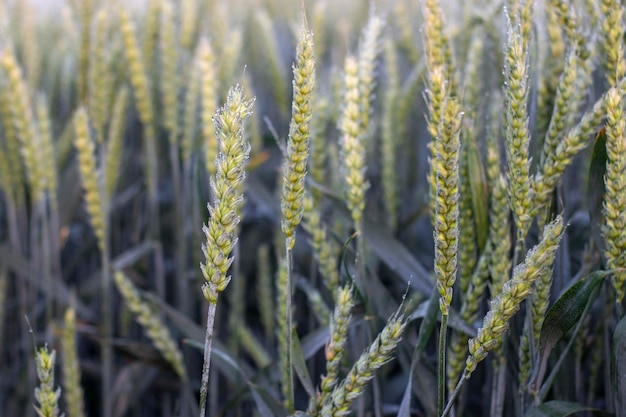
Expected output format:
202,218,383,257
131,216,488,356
0,50,46,203
503,16,532,241
34,345,63,417
281,24,316,248
339,55,367,230
321,310,406,417
309,285,354,414
201,85,253,303
198,85,253,417
198,37,219,177
74,108,107,253
465,216,565,377
114,271,187,381
62,307,86,417
434,97,463,316
603,87,626,303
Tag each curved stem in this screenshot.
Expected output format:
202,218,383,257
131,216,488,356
441,373,466,417
284,244,294,412
101,240,112,417
199,299,218,417
438,313,449,416
490,351,507,417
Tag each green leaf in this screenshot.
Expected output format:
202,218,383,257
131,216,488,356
612,314,626,417
248,383,290,417
299,317,365,360
396,371,412,417
524,400,611,417
300,326,330,360
467,142,489,252
413,288,440,357
531,271,609,393
111,363,158,417
539,270,609,356
398,289,439,417
407,296,475,337
111,241,157,270
362,220,432,296
291,328,315,398
587,127,608,254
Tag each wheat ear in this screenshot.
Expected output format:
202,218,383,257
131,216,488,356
308,285,354,414
62,307,86,417
199,85,253,417
321,311,406,417
603,87,626,304
34,345,62,417
600,0,626,85
114,271,187,380
280,25,315,245
464,216,565,377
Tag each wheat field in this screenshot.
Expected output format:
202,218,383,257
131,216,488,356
0,0,625,416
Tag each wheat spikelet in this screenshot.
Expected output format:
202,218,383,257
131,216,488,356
503,17,532,240
356,12,383,136
434,97,463,316
308,285,354,414
114,271,187,381
381,37,399,229
159,0,179,139
119,8,156,138
0,87,24,204
281,25,315,248
142,0,161,70
535,2,565,141
600,0,626,85
200,85,253,303
0,50,45,203
76,0,92,102
539,47,580,170
217,28,243,96
311,0,327,64
447,250,490,391
34,346,62,417
533,76,624,219
62,307,86,417
73,108,107,253
181,48,202,164
35,95,57,205
603,87,626,303
198,37,219,177
89,8,113,143
321,311,406,417
464,216,565,377
422,0,456,90
104,86,129,201
339,56,367,229
180,0,198,50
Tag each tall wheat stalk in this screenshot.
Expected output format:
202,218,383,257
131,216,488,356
279,21,315,410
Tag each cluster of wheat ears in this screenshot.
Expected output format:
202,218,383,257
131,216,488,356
1,0,626,416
